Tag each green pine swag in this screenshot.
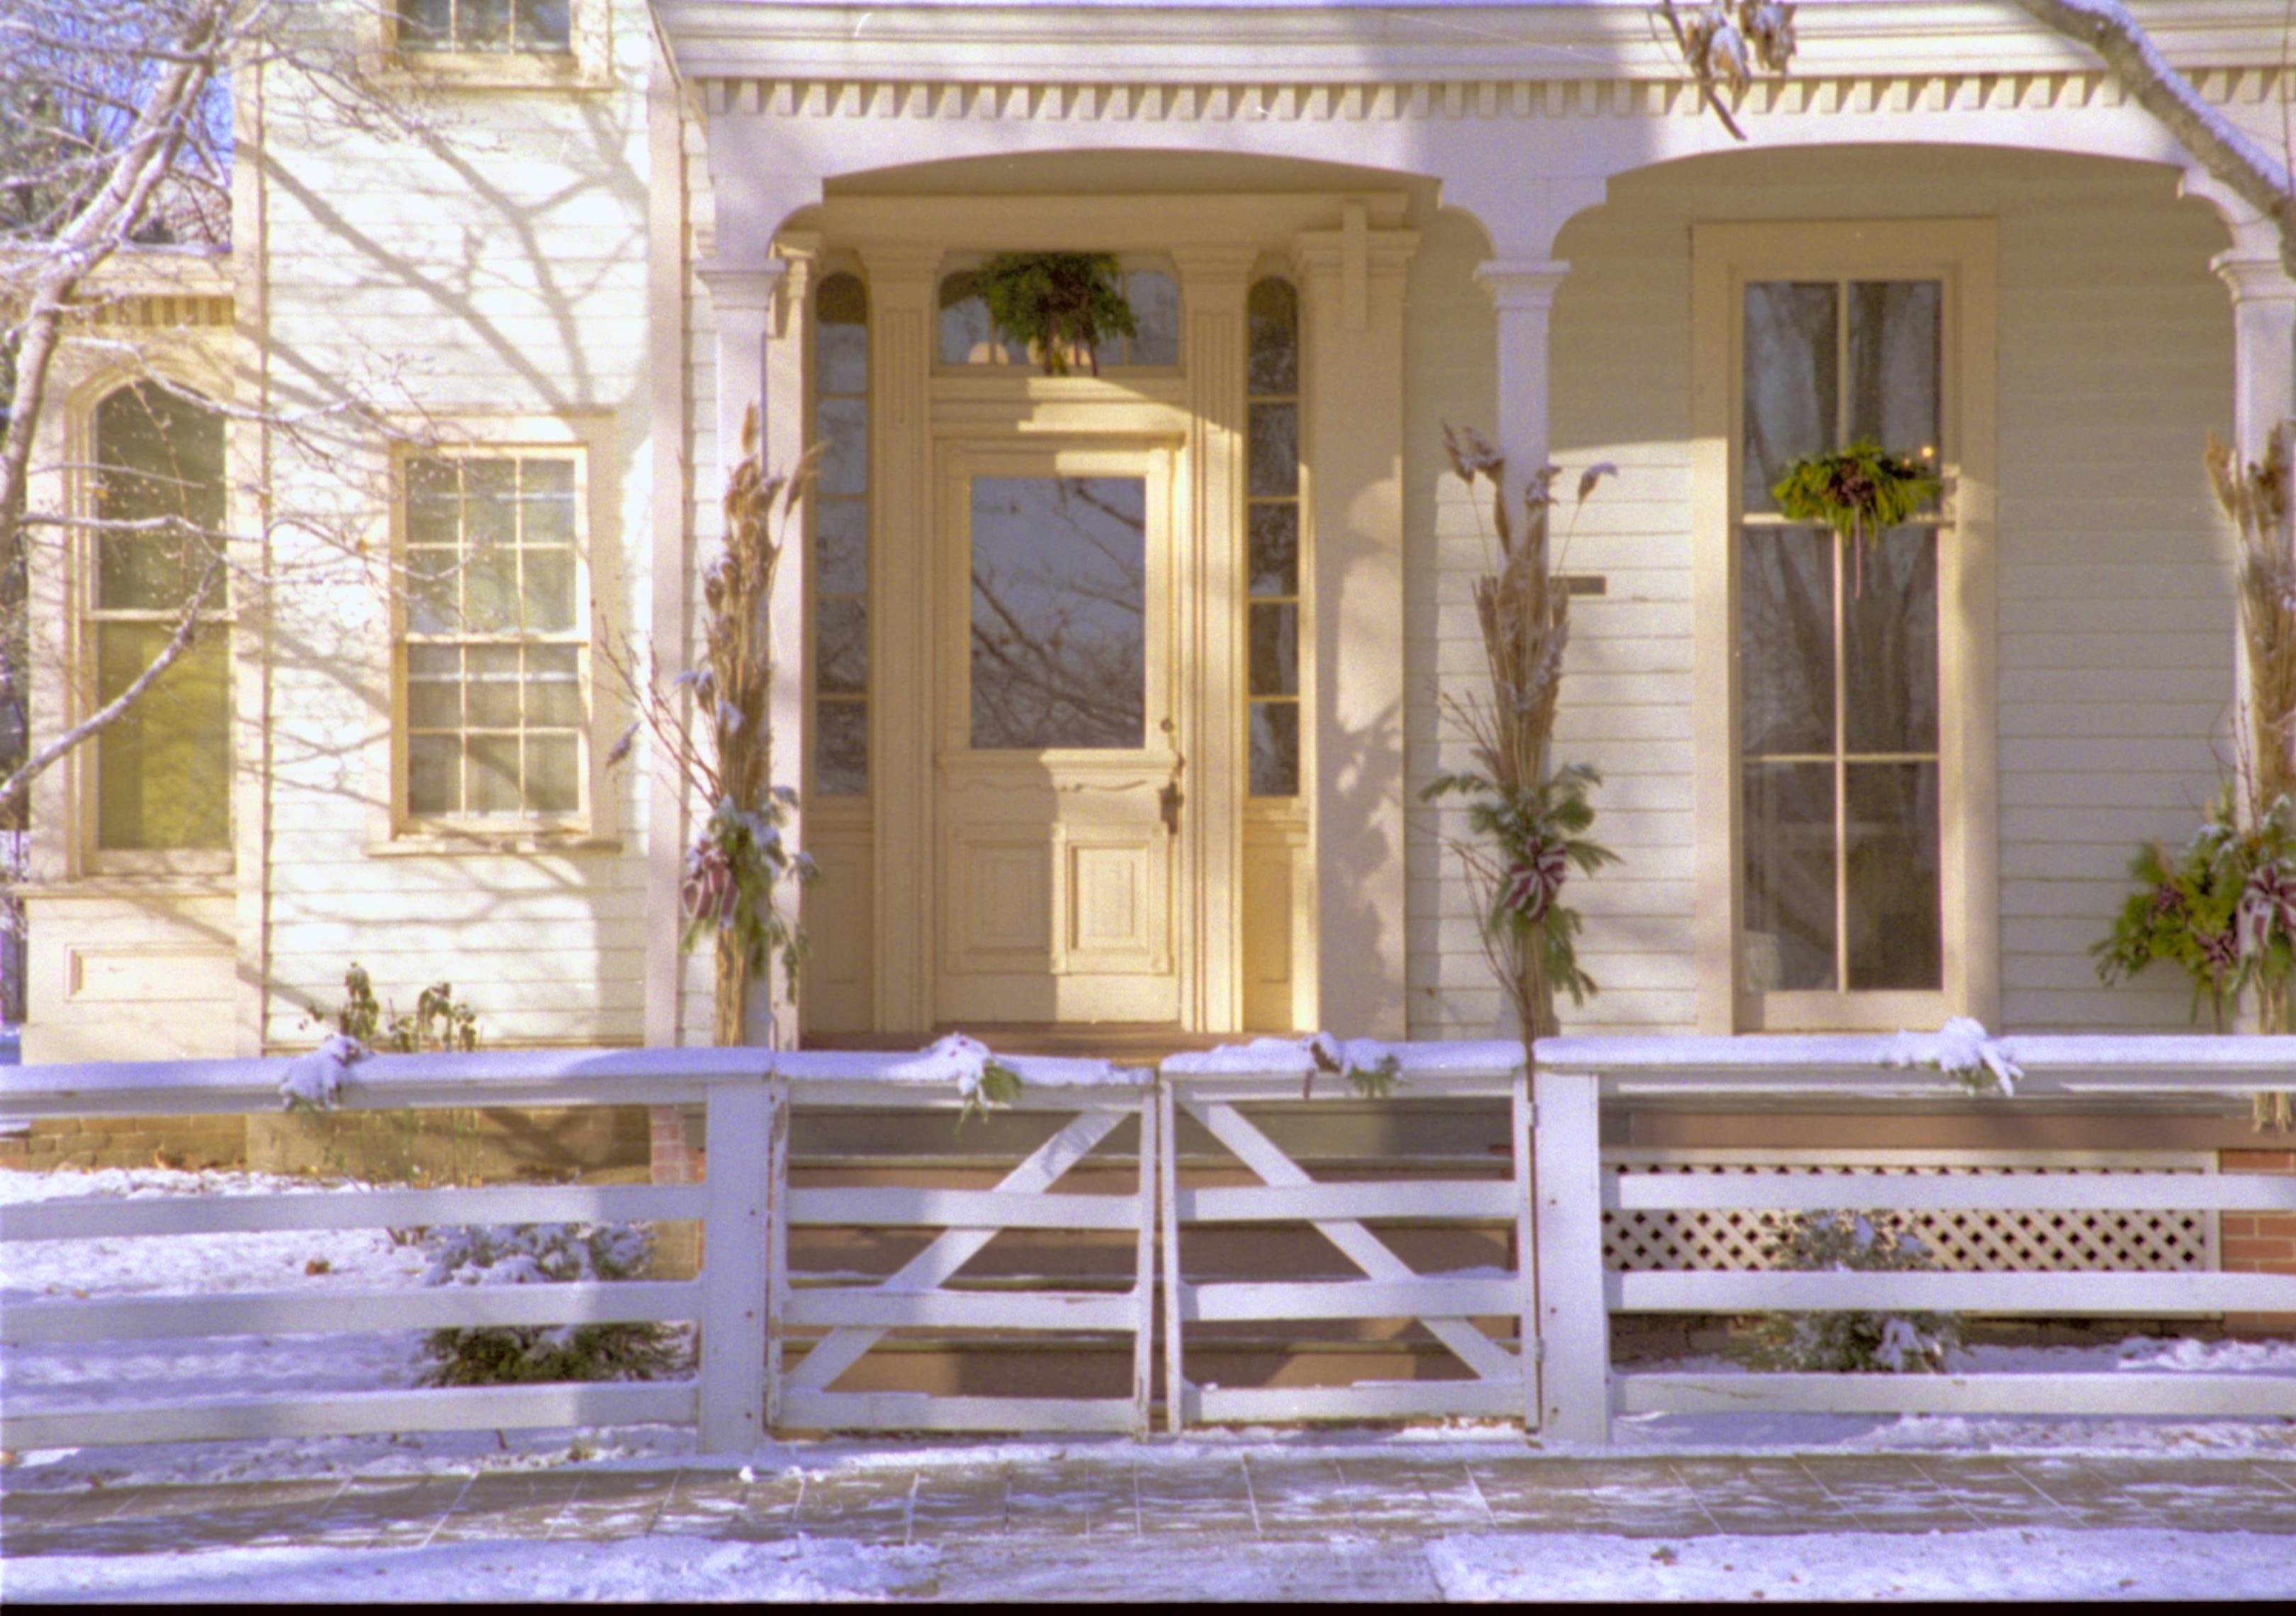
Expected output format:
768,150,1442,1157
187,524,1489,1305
972,253,1137,376
1770,438,1940,597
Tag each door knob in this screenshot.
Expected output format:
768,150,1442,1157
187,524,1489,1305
1160,740,1186,837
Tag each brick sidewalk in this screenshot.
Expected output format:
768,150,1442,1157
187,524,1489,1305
7,1452,2296,1561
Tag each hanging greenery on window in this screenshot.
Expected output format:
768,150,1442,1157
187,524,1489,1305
1769,437,1939,597
971,252,1137,376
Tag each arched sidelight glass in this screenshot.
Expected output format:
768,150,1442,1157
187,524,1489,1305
1245,278,1300,799
813,271,870,796
89,382,231,851
935,265,1181,369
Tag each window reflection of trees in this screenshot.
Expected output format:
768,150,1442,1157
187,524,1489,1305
968,476,1147,750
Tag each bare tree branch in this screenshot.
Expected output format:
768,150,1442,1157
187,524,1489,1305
0,555,222,819
2013,0,2296,277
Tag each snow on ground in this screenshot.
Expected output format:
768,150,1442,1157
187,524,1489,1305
6,1165,2296,1491
6,1527,2295,1603
1422,1527,2296,1603
3,1536,940,1603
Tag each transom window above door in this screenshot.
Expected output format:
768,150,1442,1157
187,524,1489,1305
936,264,1181,369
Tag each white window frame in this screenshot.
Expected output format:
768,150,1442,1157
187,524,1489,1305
1690,220,1999,1034
384,415,610,850
75,376,236,880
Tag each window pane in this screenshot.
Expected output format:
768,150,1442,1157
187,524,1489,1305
463,538,517,634
407,734,461,814
1846,761,1941,989
465,461,517,546
398,0,453,48
939,276,1020,366
1125,270,1180,366
1249,602,1298,697
816,700,868,797
96,385,227,612
1848,281,1940,465
96,624,229,850
1843,526,1938,754
521,459,575,546
466,734,522,812
817,274,870,395
525,734,580,813
1742,281,1836,514
1249,503,1298,597
816,498,867,595
1741,761,1836,992
1247,279,1299,397
521,547,575,632
405,644,461,729
466,643,522,728
464,0,512,50
969,476,1146,750
405,459,459,546
407,548,460,634
1250,702,1300,797
515,0,572,52
1738,526,1834,758
816,397,867,498
527,644,583,726
817,598,868,695
1248,403,1298,498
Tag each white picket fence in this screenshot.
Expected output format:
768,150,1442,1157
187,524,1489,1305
6,1033,2296,1449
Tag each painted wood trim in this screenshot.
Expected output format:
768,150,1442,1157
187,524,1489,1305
0,1383,699,1452
1611,1269,2296,1313
1618,1372,2296,1418
1689,219,2000,1034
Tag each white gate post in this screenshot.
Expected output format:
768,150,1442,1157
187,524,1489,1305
1531,1065,1610,1444
697,1076,774,1453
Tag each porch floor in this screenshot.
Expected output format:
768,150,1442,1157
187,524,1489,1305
802,1023,1238,1060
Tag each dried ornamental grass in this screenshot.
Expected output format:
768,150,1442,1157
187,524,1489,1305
2208,423,2296,816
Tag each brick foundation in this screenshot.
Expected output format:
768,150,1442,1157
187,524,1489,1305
648,1104,706,1279
0,1113,248,1172
2220,1148,2296,1333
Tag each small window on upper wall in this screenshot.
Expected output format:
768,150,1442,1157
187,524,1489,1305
936,266,1181,369
398,0,570,52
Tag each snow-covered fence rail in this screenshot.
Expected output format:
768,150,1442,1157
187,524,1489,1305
770,1050,1159,1435
1159,1041,1536,1430
1536,1033,2296,1443
0,1048,780,1454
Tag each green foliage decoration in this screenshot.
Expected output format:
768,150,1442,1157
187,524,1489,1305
1769,437,1940,597
314,963,478,1053
1422,763,1620,1014
1746,1211,1959,1374
971,253,1137,376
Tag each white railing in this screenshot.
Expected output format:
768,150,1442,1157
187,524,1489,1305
1534,1033,2296,1442
6,1033,2296,1449
0,1048,778,1455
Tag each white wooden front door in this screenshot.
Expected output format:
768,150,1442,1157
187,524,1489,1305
934,443,1184,1024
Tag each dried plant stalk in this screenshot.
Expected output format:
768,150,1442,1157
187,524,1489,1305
2210,424,2296,821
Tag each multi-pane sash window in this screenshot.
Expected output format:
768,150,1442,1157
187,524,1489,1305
1738,280,1944,995
814,271,869,797
90,383,231,854
398,0,570,52
402,454,585,823
1246,277,1301,798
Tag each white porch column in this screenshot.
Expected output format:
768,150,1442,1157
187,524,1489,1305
2215,237,2296,467
1293,209,1417,1040
2215,231,2296,804
696,258,794,1046
1475,259,1571,510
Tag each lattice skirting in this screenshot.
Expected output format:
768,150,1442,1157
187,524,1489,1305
1604,1150,2216,1274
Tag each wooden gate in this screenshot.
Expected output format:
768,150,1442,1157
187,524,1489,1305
1157,1045,1536,1429
772,1054,1159,1434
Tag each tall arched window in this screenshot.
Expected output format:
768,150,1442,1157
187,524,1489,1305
1246,278,1300,799
89,382,230,853
814,271,870,795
